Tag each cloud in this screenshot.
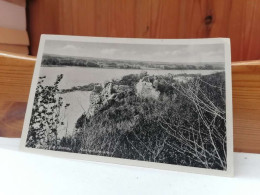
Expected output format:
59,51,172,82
153,51,171,57
57,44,79,56
198,50,224,62
100,48,117,55
171,49,186,56
61,44,77,51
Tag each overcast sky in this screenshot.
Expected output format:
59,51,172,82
43,40,225,63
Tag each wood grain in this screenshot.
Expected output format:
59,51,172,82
0,27,29,46
0,52,260,153
0,44,28,55
232,61,260,153
27,0,260,62
0,101,27,137
0,52,35,137
0,52,35,102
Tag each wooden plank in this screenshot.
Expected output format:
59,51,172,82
135,0,152,38
0,52,35,137
27,0,60,55
0,44,28,54
0,27,29,46
232,61,260,153
0,52,35,103
58,0,73,35
0,101,27,137
0,51,260,153
94,0,110,37
107,0,135,37
149,0,182,38
71,0,96,36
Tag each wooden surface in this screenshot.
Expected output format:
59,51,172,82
27,0,260,61
0,44,29,55
0,52,260,153
0,27,29,46
0,52,35,137
232,61,260,153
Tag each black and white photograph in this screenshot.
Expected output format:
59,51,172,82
20,36,233,176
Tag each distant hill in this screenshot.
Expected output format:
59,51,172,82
41,53,224,70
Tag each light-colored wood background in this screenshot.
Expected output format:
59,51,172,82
0,53,35,137
28,0,260,62
232,61,260,153
0,52,260,153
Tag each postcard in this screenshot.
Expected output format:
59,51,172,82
20,35,233,176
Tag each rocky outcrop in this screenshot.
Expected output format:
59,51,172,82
87,82,132,117
88,83,110,117
88,91,102,117
136,76,160,99
87,76,162,117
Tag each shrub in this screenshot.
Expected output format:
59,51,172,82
26,74,64,149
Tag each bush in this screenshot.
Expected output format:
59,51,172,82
26,74,65,149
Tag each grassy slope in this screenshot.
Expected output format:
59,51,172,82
60,72,226,170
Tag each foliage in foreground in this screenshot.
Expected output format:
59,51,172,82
26,71,226,170
26,74,66,149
